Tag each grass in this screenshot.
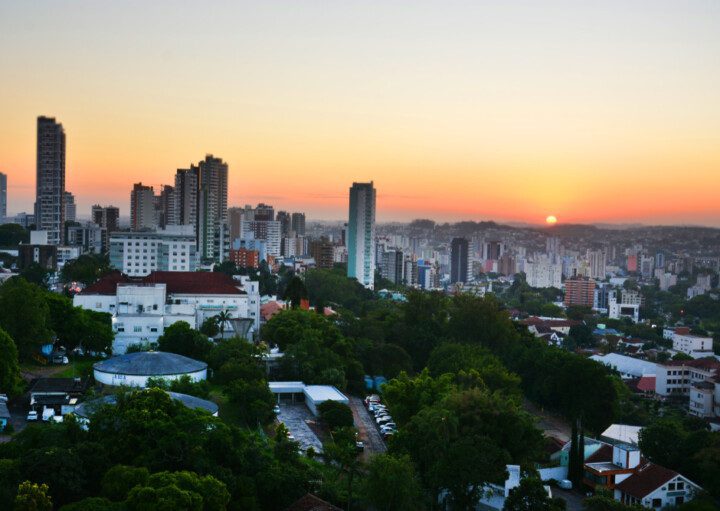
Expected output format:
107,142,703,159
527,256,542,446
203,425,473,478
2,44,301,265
54,358,101,378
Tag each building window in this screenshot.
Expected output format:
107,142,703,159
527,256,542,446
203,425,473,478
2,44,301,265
133,326,142,332
652,499,662,508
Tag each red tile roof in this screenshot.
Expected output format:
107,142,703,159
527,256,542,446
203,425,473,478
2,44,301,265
80,271,244,296
663,358,720,371
636,375,656,393
284,494,341,511
261,301,285,321
615,463,678,499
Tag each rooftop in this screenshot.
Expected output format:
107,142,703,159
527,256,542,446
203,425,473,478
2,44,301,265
93,351,207,376
80,271,245,296
615,463,679,499
29,378,87,395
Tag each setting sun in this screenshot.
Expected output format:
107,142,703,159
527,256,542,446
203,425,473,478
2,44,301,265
546,215,558,225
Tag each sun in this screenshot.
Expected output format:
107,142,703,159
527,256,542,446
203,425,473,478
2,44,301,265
545,215,558,225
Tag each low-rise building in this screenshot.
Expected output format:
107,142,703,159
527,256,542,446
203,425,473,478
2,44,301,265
672,333,714,358
74,271,259,353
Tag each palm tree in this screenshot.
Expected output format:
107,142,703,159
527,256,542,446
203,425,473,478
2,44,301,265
216,310,233,339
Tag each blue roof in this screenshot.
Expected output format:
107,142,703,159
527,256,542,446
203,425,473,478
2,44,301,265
93,351,206,376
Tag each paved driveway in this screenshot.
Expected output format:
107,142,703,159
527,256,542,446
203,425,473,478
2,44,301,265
276,404,323,454
552,487,585,511
348,396,386,459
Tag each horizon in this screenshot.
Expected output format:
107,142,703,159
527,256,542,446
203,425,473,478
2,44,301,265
2,1,720,226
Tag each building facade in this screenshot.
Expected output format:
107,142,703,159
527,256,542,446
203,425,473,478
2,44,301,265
130,183,157,230
0,171,6,220
109,226,198,276
347,182,376,289
74,271,260,353
35,116,66,244
450,237,469,284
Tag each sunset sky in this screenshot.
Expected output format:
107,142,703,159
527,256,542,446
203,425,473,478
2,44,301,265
1,1,719,225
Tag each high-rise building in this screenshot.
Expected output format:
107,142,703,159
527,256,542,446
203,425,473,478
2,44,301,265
564,276,596,307
241,220,281,257
450,237,469,284
347,182,376,289
196,155,228,261
291,212,306,236
483,240,504,261
173,167,198,227
63,191,77,222
0,172,7,220
156,185,175,228
380,249,405,284
254,203,275,222
228,207,245,240
92,205,120,231
524,256,563,288
588,250,607,280
130,183,157,230
35,116,66,244
276,211,291,237
310,238,335,269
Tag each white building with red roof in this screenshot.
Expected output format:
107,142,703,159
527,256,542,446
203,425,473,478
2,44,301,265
74,271,259,353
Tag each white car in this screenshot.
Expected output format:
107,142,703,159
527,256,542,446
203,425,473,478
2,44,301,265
27,410,38,421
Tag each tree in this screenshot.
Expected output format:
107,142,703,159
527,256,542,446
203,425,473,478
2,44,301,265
283,276,308,309
583,488,644,510
199,317,219,338
14,481,52,511
323,427,363,511
0,224,29,248
318,401,354,431
60,253,111,286
224,378,276,427
0,327,22,397
504,476,563,511
361,454,424,511
157,322,213,361
215,311,233,339
0,277,52,360
19,263,51,288
124,471,230,511
101,465,149,501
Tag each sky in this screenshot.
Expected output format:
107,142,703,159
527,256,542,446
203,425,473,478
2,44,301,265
1,1,719,225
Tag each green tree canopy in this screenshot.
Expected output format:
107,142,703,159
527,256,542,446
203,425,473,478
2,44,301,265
0,277,52,360
157,322,213,362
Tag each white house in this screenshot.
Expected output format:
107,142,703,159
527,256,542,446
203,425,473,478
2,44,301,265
74,271,260,353
614,463,702,508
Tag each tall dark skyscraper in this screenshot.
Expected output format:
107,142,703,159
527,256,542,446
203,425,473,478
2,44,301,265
0,171,6,220
276,210,291,237
450,237,469,284
35,116,66,244
197,155,228,261
291,212,306,236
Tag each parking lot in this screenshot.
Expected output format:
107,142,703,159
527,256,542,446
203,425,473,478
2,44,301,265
276,403,324,453
349,397,386,457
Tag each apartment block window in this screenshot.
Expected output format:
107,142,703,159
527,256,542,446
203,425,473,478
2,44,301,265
133,326,142,332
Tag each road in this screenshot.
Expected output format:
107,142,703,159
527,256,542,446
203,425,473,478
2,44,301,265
523,399,571,443
348,396,386,459
551,487,585,511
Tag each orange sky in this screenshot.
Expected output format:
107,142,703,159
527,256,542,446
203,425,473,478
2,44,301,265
1,1,720,225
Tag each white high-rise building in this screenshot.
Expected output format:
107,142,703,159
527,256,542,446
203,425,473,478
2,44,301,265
347,182,376,289
524,256,562,288
109,226,198,276
588,250,607,281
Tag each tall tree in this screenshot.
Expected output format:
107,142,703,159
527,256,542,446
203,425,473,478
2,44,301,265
0,327,21,397
361,454,424,511
0,277,52,360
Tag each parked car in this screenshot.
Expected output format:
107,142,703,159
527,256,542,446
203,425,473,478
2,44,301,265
42,408,55,422
27,410,38,422
356,441,365,452
377,416,393,425
380,423,396,431
382,430,395,440
273,405,281,415
0,394,8,402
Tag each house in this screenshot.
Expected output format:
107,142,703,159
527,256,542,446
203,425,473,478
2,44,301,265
520,317,581,336
28,378,87,416
614,463,702,508
581,443,702,509
74,271,260,353
590,353,659,380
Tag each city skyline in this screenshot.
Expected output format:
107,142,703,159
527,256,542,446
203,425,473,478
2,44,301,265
2,2,720,226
